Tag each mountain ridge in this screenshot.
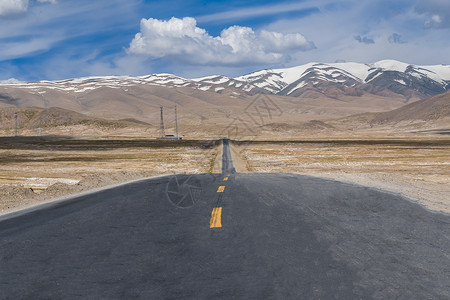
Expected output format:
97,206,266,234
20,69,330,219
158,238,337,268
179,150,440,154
2,60,449,100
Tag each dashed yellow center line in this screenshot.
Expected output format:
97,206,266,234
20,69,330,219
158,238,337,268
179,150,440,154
223,177,229,181
211,183,228,228
210,207,222,228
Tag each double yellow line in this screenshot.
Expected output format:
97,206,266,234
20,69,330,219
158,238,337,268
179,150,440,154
210,175,229,228
210,207,222,228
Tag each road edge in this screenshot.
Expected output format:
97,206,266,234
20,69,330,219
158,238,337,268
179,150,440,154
0,175,170,222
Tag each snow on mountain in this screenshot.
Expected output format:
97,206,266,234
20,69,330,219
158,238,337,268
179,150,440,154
371,60,410,73
192,75,230,84
1,60,449,99
191,75,261,94
237,60,450,98
0,78,22,84
235,63,316,93
1,74,197,94
328,62,372,82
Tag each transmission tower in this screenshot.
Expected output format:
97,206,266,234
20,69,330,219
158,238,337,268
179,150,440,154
175,105,179,139
160,106,165,138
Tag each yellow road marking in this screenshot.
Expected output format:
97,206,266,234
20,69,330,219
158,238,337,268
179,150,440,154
210,207,222,228
217,186,225,193
223,177,229,181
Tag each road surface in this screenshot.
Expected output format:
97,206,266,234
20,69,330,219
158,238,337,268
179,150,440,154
0,139,449,299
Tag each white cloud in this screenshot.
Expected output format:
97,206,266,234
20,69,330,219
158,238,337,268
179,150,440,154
415,0,450,28
0,0,28,17
197,1,326,23
128,17,315,66
0,0,57,18
1,37,60,61
425,14,443,28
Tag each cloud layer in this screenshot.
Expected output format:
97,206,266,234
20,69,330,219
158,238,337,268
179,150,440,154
0,0,28,17
1,0,450,81
416,0,450,28
354,35,375,44
0,0,56,17
263,0,450,67
128,17,315,66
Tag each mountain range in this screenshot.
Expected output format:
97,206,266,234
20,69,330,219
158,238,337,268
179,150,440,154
1,60,450,101
0,60,449,137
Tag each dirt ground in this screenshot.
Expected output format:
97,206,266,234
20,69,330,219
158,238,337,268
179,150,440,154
231,134,450,214
0,137,220,215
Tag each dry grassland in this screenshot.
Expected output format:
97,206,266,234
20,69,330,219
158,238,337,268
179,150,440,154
0,137,219,214
233,135,450,213
2,133,450,216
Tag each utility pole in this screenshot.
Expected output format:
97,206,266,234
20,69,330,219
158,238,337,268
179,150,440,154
14,112,18,137
174,105,179,139
160,106,165,138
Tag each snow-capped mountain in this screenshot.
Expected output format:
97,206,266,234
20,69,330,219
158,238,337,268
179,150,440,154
0,73,263,98
2,60,450,100
236,60,450,98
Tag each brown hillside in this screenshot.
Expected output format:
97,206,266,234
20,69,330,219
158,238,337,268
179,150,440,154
0,84,409,130
371,93,450,124
0,107,151,132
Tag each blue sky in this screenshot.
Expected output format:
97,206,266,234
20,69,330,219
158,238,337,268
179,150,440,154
1,0,449,81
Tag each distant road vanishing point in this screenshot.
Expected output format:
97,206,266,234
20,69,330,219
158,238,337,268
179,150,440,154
0,138,449,299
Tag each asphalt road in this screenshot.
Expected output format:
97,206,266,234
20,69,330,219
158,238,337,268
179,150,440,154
221,138,236,175
0,139,449,299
